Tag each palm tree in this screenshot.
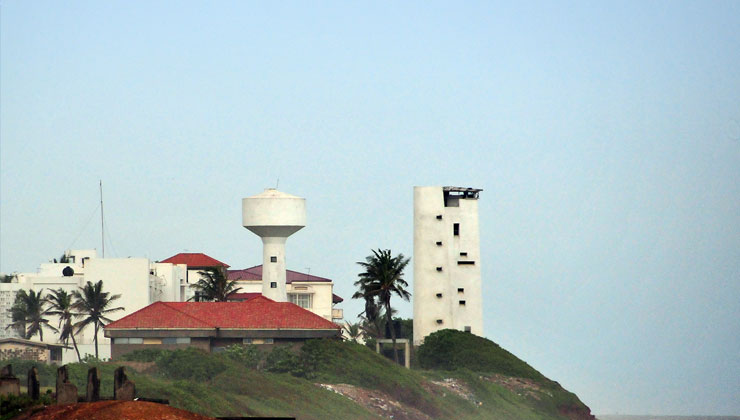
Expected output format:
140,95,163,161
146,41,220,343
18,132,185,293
47,288,82,362
354,249,411,364
342,322,362,343
6,289,56,341
72,280,124,359
189,268,242,302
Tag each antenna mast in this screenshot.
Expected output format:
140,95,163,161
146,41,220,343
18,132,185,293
100,180,105,258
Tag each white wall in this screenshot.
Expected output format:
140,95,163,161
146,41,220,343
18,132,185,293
413,187,483,345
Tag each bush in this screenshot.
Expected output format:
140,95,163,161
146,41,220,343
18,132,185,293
264,346,301,375
119,348,166,362
417,329,546,380
224,345,263,369
153,348,229,381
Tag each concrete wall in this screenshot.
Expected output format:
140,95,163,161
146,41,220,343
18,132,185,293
111,337,210,360
413,186,483,345
0,343,49,363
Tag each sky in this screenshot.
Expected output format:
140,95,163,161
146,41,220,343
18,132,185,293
1,1,739,415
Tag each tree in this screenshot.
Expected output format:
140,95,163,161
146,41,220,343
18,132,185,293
189,268,242,302
6,289,56,341
47,288,82,362
73,280,124,359
353,249,411,364
342,322,362,343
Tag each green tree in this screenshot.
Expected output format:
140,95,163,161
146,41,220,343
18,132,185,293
7,289,56,341
353,249,411,364
73,280,124,359
46,288,82,362
189,268,242,302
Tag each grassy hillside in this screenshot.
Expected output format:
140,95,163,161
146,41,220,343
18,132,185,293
3,331,594,420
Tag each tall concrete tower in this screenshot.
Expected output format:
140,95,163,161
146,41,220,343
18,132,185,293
413,186,483,345
242,188,306,302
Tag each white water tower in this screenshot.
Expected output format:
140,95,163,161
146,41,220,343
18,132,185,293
242,188,306,302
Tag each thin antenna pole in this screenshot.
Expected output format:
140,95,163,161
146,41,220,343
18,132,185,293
100,180,105,258
276,177,280,189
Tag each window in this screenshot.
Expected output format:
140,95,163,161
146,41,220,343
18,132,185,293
453,223,459,236
289,293,313,309
436,319,443,325
459,252,467,256
459,300,466,306
270,282,277,288
128,338,143,344
458,261,475,265
436,241,443,246
436,293,442,298
270,256,277,263
436,266,443,272
458,288,464,293
464,326,472,333
436,215,443,220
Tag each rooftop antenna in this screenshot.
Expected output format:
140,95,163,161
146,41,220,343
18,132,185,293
99,180,105,258
305,267,311,281
275,177,280,189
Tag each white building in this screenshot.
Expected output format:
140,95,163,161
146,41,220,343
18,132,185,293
413,186,484,345
228,265,344,323
0,249,187,362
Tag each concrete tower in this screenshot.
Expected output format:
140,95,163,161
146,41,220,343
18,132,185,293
242,188,306,302
413,186,483,345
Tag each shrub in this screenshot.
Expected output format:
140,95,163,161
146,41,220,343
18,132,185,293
224,344,263,369
119,348,166,362
154,348,229,381
264,346,301,375
417,329,545,380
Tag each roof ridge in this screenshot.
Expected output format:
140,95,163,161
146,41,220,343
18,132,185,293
161,302,218,328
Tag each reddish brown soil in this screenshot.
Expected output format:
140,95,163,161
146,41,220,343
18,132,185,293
16,401,214,420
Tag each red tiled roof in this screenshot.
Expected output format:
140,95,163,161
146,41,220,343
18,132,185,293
332,293,344,304
159,253,230,268
228,265,331,283
105,296,339,331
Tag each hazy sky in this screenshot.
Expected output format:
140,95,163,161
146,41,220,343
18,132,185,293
1,1,738,415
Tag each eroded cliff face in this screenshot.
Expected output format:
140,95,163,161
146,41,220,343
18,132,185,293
559,404,597,420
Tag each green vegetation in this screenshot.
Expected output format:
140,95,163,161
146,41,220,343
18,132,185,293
1,331,592,420
418,329,545,380
190,267,242,302
353,248,412,364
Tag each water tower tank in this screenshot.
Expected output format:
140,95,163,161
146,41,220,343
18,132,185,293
242,189,306,301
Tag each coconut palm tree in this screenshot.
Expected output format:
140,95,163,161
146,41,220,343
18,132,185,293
72,280,124,359
353,249,411,364
189,268,242,302
47,288,82,362
6,289,56,341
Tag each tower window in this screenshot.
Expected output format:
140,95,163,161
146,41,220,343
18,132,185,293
459,300,466,306
458,261,475,265
458,288,464,293
436,241,443,246
464,326,471,333
270,256,277,263
459,252,467,256
436,215,443,220
436,319,443,325
270,282,277,288
436,293,442,298
453,223,460,236
436,266,443,272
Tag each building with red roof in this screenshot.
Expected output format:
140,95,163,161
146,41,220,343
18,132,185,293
104,296,341,359
228,265,343,323
159,253,230,269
